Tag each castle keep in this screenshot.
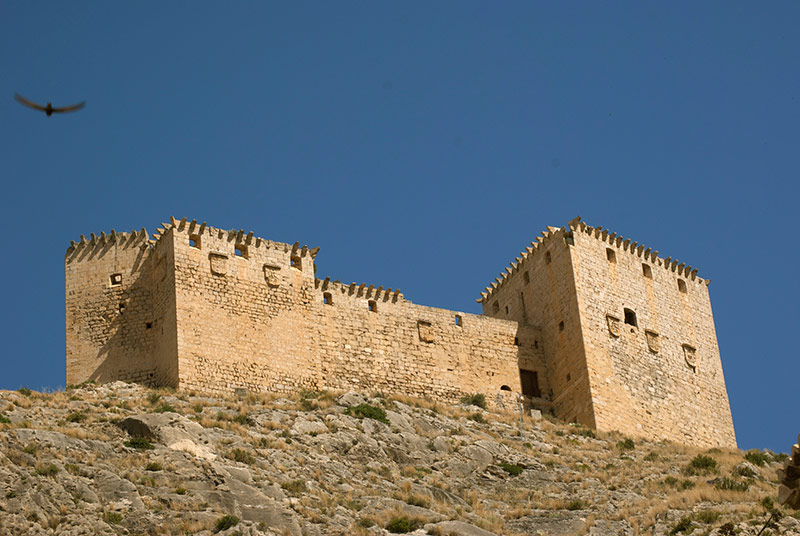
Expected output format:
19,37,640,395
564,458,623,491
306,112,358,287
65,217,736,447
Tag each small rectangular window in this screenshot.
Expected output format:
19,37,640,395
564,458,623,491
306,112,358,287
624,308,637,327
505,305,509,315
545,251,552,264
677,279,687,293
559,320,565,331
642,263,652,279
189,235,201,249
323,292,333,305
368,300,377,312
145,322,153,330
606,248,616,262
523,271,530,285
492,302,500,314
110,273,122,287
454,315,462,327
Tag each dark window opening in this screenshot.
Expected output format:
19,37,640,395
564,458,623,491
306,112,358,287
234,244,248,258
520,370,541,398
323,292,333,305
492,302,499,314
533,340,539,348
368,300,377,312
118,303,125,314
545,251,552,264
500,385,512,391
505,306,509,315
454,315,462,327
189,235,201,249
291,255,302,270
624,308,637,327
642,263,652,279
514,337,519,346
566,373,571,382
110,273,122,287
559,320,565,331
678,279,687,293
145,322,153,330
606,248,616,262
523,271,530,285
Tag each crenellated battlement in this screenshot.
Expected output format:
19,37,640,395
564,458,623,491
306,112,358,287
566,216,708,286
477,216,709,305
476,223,567,304
65,228,151,262
157,216,320,260
315,277,405,304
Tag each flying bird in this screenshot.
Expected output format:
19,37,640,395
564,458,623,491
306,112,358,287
14,93,85,116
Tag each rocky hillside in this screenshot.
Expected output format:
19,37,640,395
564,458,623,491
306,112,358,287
0,382,796,535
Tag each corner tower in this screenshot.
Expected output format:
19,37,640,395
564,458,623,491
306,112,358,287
479,217,736,448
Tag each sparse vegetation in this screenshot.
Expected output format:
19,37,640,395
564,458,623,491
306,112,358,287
66,411,86,423
281,479,307,495
345,403,389,424
685,454,717,475
386,516,420,533
714,476,749,491
153,403,176,413
0,414,10,424
124,437,154,450
17,387,33,397
467,412,486,423
226,448,255,465
35,463,60,477
499,462,524,476
565,499,585,511
459,393,487,409
103,511,123,525
744,450,771,467
145,462,163,471
617,438,635,450
670,516,694,535
213,515,239,532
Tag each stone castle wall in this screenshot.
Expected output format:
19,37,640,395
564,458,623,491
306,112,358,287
65,217,736,448
167,221,543,403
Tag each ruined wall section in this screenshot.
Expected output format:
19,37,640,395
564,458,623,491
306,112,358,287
567,219,735,448
65,229,173,386
478,225,593,425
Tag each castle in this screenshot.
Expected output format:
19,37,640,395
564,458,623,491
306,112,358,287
65,217,736,448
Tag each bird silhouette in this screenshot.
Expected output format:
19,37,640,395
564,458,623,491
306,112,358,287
14,93,85,116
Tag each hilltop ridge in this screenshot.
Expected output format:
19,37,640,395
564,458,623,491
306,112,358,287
0,382,795,535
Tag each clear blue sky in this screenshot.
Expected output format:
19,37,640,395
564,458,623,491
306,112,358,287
1,2,797,453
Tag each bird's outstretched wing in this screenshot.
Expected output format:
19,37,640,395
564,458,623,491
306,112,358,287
52,101,86,114
14,93,47,112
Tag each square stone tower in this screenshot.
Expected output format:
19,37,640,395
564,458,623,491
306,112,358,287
478,217,736,448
